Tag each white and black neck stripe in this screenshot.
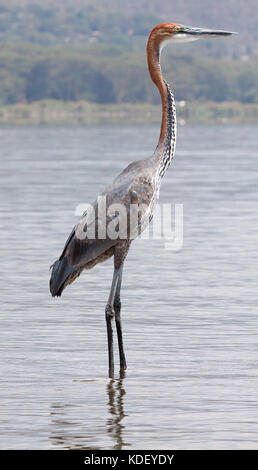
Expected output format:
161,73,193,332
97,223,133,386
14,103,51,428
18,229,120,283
159,80,177,179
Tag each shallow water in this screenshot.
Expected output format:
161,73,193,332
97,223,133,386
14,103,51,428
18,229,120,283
0,124,257,449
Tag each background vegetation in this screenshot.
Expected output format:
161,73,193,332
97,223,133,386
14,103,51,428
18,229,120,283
0,0,257,122
0,42,257,106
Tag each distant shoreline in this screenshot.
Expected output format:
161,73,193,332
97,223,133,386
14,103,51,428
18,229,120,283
0,100,257,126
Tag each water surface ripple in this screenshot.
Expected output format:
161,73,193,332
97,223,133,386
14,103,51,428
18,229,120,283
0,125,257,449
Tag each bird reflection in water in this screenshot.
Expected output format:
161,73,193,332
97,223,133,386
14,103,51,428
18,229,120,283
49,371,128,450
106,370,128,450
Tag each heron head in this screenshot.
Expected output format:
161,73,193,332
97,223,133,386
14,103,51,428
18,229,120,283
150,23,237,48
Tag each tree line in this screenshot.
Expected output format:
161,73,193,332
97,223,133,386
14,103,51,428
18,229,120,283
0,43,257,106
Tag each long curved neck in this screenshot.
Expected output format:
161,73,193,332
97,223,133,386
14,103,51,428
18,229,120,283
147,37,177,178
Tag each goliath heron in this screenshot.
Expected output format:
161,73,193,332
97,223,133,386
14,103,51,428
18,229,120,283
50,23,235,377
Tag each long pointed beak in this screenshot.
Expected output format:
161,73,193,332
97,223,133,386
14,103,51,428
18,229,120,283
178,25,237,37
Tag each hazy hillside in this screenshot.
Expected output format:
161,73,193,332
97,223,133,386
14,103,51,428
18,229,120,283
0,0,256,109
0,0,257,58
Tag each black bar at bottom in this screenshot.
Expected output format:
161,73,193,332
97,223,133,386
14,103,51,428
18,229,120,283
1,450,257,467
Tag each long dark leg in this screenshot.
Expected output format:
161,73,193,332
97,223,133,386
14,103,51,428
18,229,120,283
114,271,127,371
105,266,123,378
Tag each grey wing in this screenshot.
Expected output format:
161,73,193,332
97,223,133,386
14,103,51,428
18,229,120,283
49,204,117,297
50,160,156,297
104,160,156,239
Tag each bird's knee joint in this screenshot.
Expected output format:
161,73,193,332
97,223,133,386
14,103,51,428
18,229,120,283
105,304,114,319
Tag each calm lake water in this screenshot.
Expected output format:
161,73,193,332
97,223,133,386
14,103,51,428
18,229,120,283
0,124,257,449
